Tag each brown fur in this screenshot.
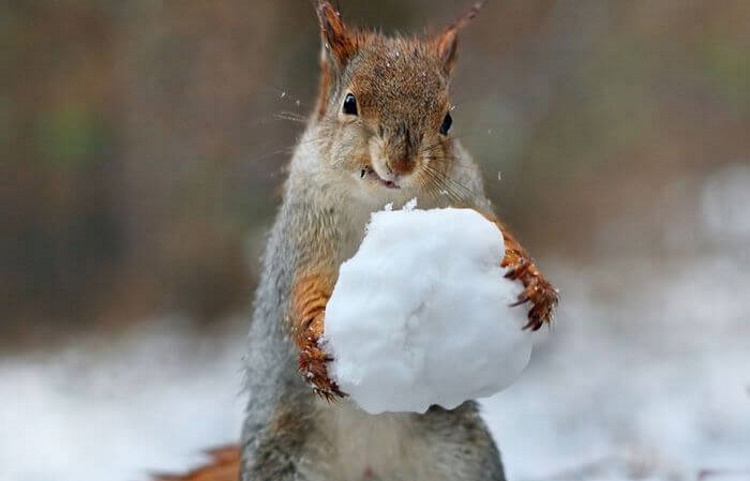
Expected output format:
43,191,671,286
315,1,367,118
290,270,344,398
488,215,559,331
152,446,240,481
313,1,459,185
316,0,359,65
435,1,486,74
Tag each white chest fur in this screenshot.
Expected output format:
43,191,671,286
301,401,440,481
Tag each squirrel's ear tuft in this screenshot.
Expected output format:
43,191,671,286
316,1,357,69
436,29,459,76
435,1,485,75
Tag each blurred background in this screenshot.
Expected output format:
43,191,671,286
2,1,749,480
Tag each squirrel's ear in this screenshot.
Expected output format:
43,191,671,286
435,29,459,76
316,1,357,69
435,1,485,75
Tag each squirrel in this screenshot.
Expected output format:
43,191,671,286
155,2,558,481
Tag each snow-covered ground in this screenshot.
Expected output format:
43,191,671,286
485,255,750,481
2,251,748,481
0,321,247,481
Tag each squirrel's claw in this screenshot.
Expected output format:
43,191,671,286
503,255,558,331
504,257,530,281
519,279,558,331
510,291,530,307
297,340,346,400
291,273,346,400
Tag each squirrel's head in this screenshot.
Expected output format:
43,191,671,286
312,1,483,197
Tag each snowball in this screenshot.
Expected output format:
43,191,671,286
324,206,532,414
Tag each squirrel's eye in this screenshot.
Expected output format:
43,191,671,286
440,112,452,135
342,93,358,116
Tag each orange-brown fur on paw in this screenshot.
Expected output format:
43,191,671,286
476,211,558,331
152,445,240,481
499,225,558,331
291,271,346,400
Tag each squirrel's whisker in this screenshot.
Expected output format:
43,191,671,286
421,162,475,206
255,145,298,163
274,112,308,124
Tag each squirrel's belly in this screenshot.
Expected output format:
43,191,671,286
301,400,439,481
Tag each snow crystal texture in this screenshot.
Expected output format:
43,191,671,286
324,207,532,414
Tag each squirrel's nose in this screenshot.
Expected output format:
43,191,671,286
386,156,415,176
382,122,419,176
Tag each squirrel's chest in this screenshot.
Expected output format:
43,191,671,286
332,203,377,264
331,193,438,267
302,402,437,481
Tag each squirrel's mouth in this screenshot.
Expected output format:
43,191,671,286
360,165,401,189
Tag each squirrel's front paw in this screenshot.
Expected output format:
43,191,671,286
297,331,346,401
504,258,559,331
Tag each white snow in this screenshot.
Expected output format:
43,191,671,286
482,256,750,481
0,321,245,481
701,163,750,243
324,206,532,414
